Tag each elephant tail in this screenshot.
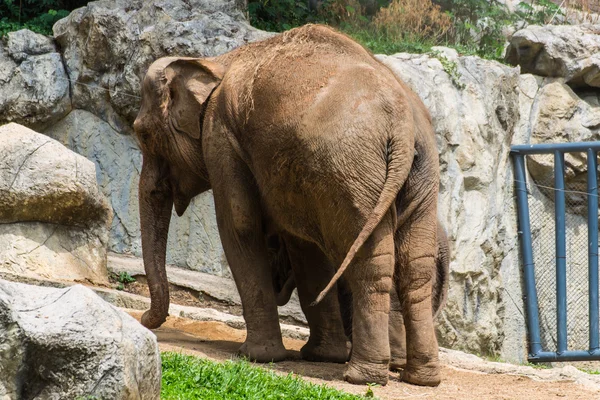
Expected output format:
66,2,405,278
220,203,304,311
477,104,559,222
433,223,450,319
312,134,414,306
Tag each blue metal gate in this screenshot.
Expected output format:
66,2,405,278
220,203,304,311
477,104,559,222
512,142,600,362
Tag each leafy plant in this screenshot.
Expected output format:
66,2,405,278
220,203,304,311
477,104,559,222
111,271,136,291
439,0,513,60
373,0,452,44
364,382,380,398
0,0,87,36
515,0,564,25
248,0,321,31
430,49,465,89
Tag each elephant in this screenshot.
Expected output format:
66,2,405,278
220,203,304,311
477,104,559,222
270,221,450,372
133,24,440,386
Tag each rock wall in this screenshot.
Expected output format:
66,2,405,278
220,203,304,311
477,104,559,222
3,0,600,362
377,49,527,361
42,0,272,276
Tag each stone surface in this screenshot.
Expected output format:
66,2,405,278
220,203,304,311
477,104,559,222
377,51,526,361
0,30,71,129
53,0,273,133
108,252,307,325
0,279,161,400
0,123,111,283
525,79,600,215
506,24,600,88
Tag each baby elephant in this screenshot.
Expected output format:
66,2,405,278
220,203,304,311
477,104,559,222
269,222,450,374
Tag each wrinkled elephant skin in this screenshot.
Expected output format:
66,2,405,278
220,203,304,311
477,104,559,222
133,24,440,386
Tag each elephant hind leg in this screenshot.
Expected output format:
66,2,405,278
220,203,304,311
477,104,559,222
395,222,441,386
389,288,407,371
342,211,395,386
283,236,349,363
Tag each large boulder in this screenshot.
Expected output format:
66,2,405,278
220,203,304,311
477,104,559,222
506,24,600,88
377,49,527,361
53,0,273,134
0,279,161,399
0,30,71,129
0,123,111,283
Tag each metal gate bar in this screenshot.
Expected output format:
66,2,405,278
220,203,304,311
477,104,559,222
511,141,600,362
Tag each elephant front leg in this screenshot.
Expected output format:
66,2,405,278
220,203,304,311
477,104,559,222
214,196,287,362
284,237,349,363
207,142,286,363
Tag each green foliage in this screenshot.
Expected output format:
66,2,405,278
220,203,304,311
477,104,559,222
515,0,564,25
578,367,600,375
161,352,368,399
430,50,465,89
249,0,322,32
110,271,136,291
0,0,88,36
247,0,572,62
364,382,379,398
117,271,136,284
439,0,513,60
345,27,434,55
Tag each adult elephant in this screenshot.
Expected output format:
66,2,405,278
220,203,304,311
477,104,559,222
133,24,440,386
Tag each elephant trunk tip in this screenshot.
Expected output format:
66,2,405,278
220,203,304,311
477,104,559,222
141,309,169,329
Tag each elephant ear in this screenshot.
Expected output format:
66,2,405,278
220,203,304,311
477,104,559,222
164,59,224,139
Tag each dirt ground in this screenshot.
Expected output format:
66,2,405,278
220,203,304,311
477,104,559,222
127,312,600,400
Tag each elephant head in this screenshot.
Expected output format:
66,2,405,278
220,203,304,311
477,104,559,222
132,57,225,329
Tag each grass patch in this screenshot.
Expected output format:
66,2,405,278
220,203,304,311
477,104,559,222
577,367,600,375
524,362,551,370
161,352,369,399
343,27,435,55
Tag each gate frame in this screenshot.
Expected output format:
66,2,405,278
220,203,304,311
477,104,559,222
511,142,600,362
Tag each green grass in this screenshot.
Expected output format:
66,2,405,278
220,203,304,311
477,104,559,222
524,362,551,370
161,352,368,399
342,27,435,55
577,367,600,375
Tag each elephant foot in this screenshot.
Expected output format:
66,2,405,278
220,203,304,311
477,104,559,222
389,357,406,371
301,340,349,363
141,309,168,329
343,360,389,386
238,340,288,363
401,361,441,387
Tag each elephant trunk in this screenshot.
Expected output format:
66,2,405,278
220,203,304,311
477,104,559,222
139,157,173,329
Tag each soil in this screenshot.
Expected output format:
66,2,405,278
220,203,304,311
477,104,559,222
109,274,244,316
126,311,600,400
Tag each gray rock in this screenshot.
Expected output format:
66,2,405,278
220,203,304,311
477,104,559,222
0,31,70,129
506,24,600,88
0,279,161,400
53,0,273,133
377,51,526,361
0,123,110,227
0,123,111,284
6,29,55,62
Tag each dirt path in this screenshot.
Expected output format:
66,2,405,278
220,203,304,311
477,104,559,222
128,312,600,400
